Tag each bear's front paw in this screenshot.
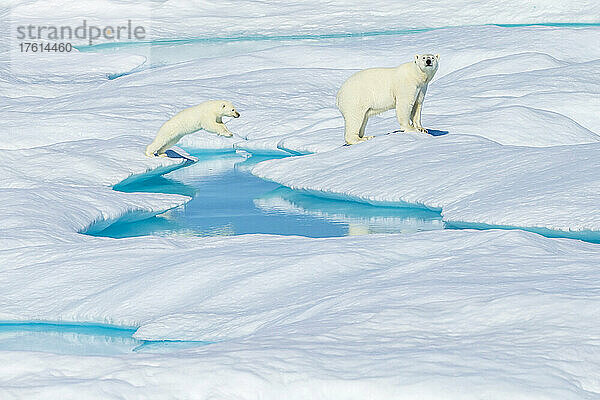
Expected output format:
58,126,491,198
219,132,234,137
417,127,428,134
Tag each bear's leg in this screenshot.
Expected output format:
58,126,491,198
145,139,162,157
154,141,171,155
343,110,370,145
206,120,234,137
145,145,156,157
410,101,420,129
216,124,234,137
146,125,181,157
358,111,374,140
396,100,418,133
152,134,182,156
410,91,427,133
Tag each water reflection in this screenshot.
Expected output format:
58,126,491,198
255,187,443,235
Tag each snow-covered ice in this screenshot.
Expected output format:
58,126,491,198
2,1,600,398
2,230,600,398
7,0,600,44
253,134,600,233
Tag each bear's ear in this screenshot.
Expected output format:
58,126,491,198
435,54,440,60
414,54,420,61
222,103,226,108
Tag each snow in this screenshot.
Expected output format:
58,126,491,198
0,137,187,249
2,230,600,398
7,0,600,44
4,26,600,150
7,53,147,83
1,0,600,398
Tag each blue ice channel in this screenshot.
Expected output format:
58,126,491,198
0,322,208,355
85,151,445,238
84,150,600,244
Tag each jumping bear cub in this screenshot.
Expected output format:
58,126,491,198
145,100,240,157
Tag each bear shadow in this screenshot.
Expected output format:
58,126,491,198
164,146,198,163
427,129,449,137
388,129,449,137
165,149,186,158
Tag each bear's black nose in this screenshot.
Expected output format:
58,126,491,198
426,60,432,66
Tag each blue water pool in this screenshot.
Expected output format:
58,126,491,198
86,151,444,238
0,322,206,355
85,150,600,244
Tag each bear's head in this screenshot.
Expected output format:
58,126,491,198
414,54,439,74
219,101,240,118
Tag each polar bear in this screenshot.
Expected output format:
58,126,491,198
336,54,439,145
145,100,240,157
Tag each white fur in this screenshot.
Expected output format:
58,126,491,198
336,54,439,145
145,100,240,156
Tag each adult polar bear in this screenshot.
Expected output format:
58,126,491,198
336,54,439,145
145,100,240,157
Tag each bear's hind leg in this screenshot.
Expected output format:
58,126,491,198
145,147,155,157
145,140,161,157
344,109,372,145
344,115,363,145
358,110,375,140
152,135,180,156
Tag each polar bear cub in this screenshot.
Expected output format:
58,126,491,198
336,54,439,145
145,100,240,157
